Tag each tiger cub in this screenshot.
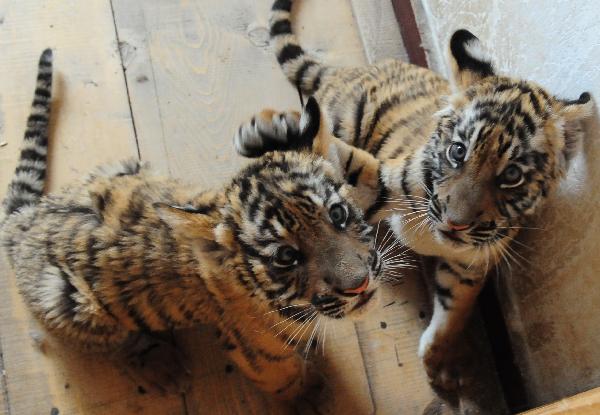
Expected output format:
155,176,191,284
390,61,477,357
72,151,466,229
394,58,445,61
233,0,593,389
0,50,387,400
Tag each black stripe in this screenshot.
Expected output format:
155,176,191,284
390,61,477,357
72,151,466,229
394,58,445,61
347,165,363,187
275,376,300,395
520,112,536,136
58,269,78,319
28,113,48,123
37,71,52,82
400,155,413,197
435,283,453,301
332,116,342,138
277,44,303,65
272,0,292,11
497,137,512,158
352,93,367,146
370,119,405,156
362,91,427,150
294,60,317,88
311,67,325,92
365,167,388,221
438,296,451,310
15,165,45,179
270,19,292,36
34,87,51,98
9,181,42,196
343,151,354,174
438,262,460,278
422,160,433,196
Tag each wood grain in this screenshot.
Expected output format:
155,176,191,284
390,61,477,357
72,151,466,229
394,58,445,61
521,387,600,415
0,0,182,414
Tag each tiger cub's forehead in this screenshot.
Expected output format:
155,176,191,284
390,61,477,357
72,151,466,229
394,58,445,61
226,153,342,240
451,78,558,158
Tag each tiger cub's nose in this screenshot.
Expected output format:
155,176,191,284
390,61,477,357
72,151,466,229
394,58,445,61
447,220,471,231
342,276,369,295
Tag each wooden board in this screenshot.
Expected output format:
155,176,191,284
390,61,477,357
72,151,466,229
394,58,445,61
0,1,182,414
521,387,600,415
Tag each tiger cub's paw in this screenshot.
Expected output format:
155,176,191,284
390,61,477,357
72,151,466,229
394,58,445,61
234,109,301,158
419,329,473,392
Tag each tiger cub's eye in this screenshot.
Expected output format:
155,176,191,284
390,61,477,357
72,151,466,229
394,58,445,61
273,246,300,268
447,142,467,165
500,165,524,188
329,203,348,229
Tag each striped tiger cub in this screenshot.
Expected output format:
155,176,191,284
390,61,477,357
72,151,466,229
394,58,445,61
234,0,593,389
0,50,392,400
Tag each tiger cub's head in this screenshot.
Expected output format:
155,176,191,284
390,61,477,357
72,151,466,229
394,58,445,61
160,118,385,323
425,29,593,248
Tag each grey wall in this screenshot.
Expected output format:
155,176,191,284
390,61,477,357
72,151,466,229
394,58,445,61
413,0,600,406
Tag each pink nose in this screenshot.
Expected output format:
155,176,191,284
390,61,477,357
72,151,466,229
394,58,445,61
447,220,470,231
343,276,369,295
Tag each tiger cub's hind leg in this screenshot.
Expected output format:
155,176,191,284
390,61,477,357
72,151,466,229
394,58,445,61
234,109,301,157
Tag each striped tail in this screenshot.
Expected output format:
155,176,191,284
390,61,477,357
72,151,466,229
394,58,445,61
2,49,53,216
270,0,327,95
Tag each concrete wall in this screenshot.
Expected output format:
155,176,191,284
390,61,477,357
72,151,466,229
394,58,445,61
413,0,600,406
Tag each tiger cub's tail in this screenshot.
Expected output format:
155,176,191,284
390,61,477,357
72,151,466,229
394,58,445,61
270,0,327,95
2,48,53,216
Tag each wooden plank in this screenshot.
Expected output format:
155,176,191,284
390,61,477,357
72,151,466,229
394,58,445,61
349,4,438,411
521,388,600,415
112,0,374,413
0,349,7,415
350,0,409,64
0,1,184,414
355,261,436,414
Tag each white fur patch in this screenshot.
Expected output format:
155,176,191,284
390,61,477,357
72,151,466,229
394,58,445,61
37,266,68,317
418,300,449,358
463,37,491,66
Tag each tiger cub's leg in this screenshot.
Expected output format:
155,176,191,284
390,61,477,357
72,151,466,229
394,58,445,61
419,259,486,390
218,325,321,401
27,265,190,394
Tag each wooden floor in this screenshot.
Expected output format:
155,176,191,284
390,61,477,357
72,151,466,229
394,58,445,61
0,1,438,414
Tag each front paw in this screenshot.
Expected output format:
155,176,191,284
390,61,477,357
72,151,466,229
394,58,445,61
419,329,465,392
234,109,301,157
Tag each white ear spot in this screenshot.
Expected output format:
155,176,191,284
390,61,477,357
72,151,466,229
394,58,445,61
463,37,490,66
299,110,310,134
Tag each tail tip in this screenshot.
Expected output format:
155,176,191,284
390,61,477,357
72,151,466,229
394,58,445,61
40,48,53,64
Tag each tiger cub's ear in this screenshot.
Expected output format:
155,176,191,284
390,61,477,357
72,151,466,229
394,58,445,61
448,29,495,91
154,203,217,241
558,92,594,161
